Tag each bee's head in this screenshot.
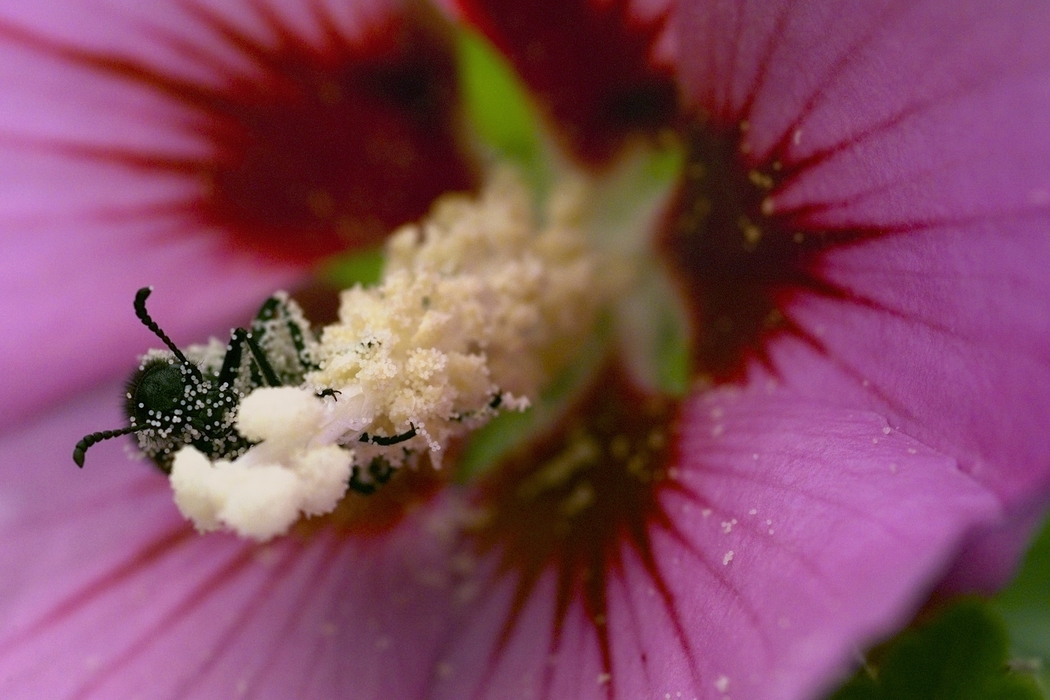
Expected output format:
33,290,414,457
73,287,205,469
125,356,195,433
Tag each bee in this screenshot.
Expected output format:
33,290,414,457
73,287,320,472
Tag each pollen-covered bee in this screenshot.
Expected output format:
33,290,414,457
73,287,320,472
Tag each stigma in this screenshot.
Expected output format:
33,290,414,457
169,169,609,540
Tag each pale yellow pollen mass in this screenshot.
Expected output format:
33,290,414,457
170,169,608,540
311,168,606,466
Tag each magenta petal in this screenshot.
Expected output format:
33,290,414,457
658,388,997,699
453,0,677,167
673,0,1050,498
674,0,1050,585
430,387,998,700
769,218,1050,506
0,385,460,699
944,498,1048,593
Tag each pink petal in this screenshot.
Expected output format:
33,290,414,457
431,387,998,700
943,499,1049,593
0,0,305,429
674,0,1050,586
769,220,1050,506
0,384,461,699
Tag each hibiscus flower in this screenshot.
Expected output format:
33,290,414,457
1,2,1048,700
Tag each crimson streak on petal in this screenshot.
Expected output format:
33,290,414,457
0,1,478,264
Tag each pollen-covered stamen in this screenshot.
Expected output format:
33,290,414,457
309,168,608,467
169,169,611,541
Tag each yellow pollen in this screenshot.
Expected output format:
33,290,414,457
747,169,775,190
517,434,602,500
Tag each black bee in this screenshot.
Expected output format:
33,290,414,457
73,287,320,472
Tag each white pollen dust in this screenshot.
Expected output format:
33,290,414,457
169,169,607,540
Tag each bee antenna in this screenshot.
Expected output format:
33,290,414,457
134,287,199,375
73,425,145,467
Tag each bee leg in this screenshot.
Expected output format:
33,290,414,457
369,457,395,484
359,426,417,447
253,296,282,323
252,295,319,372
243,332,283,387
215,327,282,389
216,328,249,387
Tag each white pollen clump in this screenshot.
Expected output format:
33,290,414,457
295,444,357,515
171,447,303,540
236,386,325,445
169,387,354,541
170,169,604,540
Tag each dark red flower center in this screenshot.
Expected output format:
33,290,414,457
467,362,695,694
1,2,479,264
455,0,678,168
660,118,863,384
